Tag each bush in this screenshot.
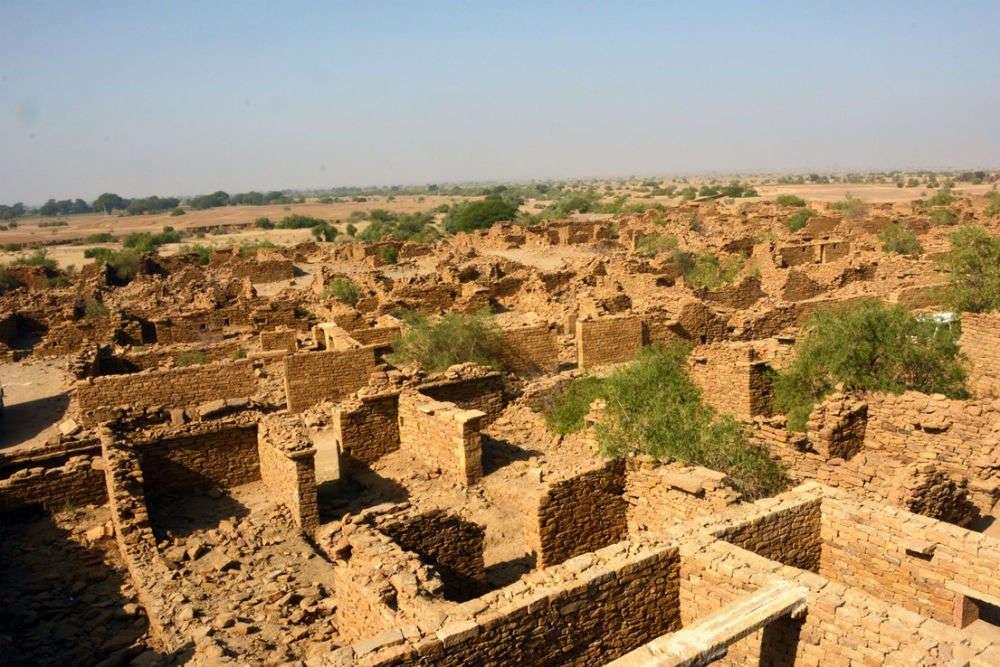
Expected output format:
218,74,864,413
175,350,209,366
170,207,186,216
776,194,807,207
83,298,108,320
9,249,57,271
880,222,923,256
683,252,744,290
985,192,1000,218
784,208,816,231
311,222,339,242
930,207,958,226
939,225,1000,312
322,277,360,305
636,233,678,258
346,223,357,237
78,232,116,244
278,214,326,229
180,244,212,265
442,196,519,233
829,194,867,220
122,226,181,253
389,309,505,372
38,220,68,228
255,217,275,229
773,301,968,431
239,240,277,258
379,245,399,264
542,344,787,499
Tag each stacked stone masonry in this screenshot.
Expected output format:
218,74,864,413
284,346,377,413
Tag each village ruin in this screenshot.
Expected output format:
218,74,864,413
1,188,999,667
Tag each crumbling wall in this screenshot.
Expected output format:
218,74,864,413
353,540,681,667
806,392,868,459
686,343,774,419
625,458,740,535
283,347,376,413
138,423,261,500
576,315,643,368
257,414,319,533
332,391,401,465
0,455,107,515
374,509,486,600
74,359,256,425
398,391,485,486
259,328,297,354
416,368,505,425
498,324,559,375
531,458,628,567
961,312,1000,398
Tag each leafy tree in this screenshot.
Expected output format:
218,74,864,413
0,202,26,220
773,301,968,431
322,276,360,305
880,222,923,256
390,309,505,372
939,225,1000,312
311,222,339,241
543,344,787,499
278,214,326,229
188,190,230,210
776,194,807,207
93,193,128,213
442,196,519,233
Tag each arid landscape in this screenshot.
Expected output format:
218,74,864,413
1,171,1000,665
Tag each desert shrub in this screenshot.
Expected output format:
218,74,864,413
122,226,181,253
278,214,326,229
180,244,212,265
985,192,1000,218
83,298,108,320
683,252,744,290
175,350,209,366
829,194,867,220
927,190,955,207
543,344,786,499
357,211,438,243
239,240,276,258
773,301,967,431
311,222,339,242
389,309,505,372
322,277,360,305
9,249,57,271
636,233,678,258
170,207,186,216
379,245,399,264
255,217,275,229
880,222,923,256
784,208,816,231
76,232,116,244
930,207,958,226
38,220,68,228
442,196,519,233
345,223,357,237
776,194,807,207
939,225,1000,312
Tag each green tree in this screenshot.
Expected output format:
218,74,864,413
940,225,1000,312
93,193,128,213
879,222,923,256
773,301,968,431
390,309,505,372
442,196,519,233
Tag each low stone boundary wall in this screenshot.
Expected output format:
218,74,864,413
0,455,107,515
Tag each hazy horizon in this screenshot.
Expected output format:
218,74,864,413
3,1,999,205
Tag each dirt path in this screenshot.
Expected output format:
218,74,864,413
0,358,72,451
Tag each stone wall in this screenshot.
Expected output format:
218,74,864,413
498,324,559,375
257,413,319,533
137,423,261,500
283,347,376,413
416,369,505,425
625,458,740,535
819,492,1000,626
712,495,822,572
74,359,257,425
397,391,485,486
332,391,401,465
575,315,643,368
98,339,244,375
531,458,628,567
686,342,774,419
0,455,107,515
374,509,486,601
259,328,297,354
962,312,1000,398
352,540,681,667
805,392,868,459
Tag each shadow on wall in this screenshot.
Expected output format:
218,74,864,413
0,392,69,450
0,513,188,666
482,435,542,476
317,462,410,523
485,552,537,589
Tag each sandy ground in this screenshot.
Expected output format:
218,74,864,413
0,358,72,451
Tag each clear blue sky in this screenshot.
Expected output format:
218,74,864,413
2,1,999,204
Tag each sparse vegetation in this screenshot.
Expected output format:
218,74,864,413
239,240,277,258
682,252,744,290
175,350,209,366
784,208,816,231
379,245,399,264
930,207,958,226
180,244,213,265
776,194,807,207
442,196,519,233
880,222,923,256
83,298,108,320
939,225,1000,313
322,277,360,306
390,309,505,372
38,220,68,228
829,194,867,220
542,343,786,499
773,301,968,431
278,214,327,229
636,233,678,258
